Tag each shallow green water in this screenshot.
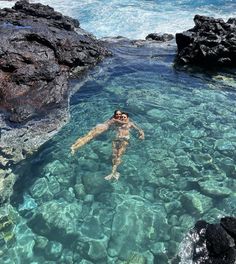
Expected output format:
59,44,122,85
2,41,236,263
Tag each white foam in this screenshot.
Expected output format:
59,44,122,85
0,0,15,8
0,0,235,39
178,232,195,264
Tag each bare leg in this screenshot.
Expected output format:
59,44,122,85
112,140,128,179
71,124,108,154
104,140,117,180
105,140,128,180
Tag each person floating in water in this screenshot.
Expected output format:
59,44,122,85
71,110,123,155
105,112,144,181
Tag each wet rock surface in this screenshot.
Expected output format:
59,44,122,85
146,33,174,42
176,15,236,66
179,217,236,264
0,0,109,204
0,0,109,123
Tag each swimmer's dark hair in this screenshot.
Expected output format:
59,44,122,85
113,110,121,117
122,112,129,117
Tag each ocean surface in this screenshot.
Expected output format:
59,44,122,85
0,0,236,39
0,0,236,263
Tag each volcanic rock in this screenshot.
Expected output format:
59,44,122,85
176,15,236,66
0,0,110,160
179,217,236,264
146,33,174,42
0,0,110,205
0,0,109,123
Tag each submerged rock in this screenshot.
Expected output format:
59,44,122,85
45,241,63,261
198,179,232,198
125,252,146,264
78,240,107,263
34,235,49,254
176,15,236,66
181,190,213,215
108,196,168,260
214,139,235,154
28,200,82,240
29,177,60,204
219,196,236,216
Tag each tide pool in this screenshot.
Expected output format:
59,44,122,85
2,40,235,263
0,0,236,263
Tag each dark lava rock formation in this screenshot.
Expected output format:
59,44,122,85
0,0,109,204
176,15,236,66
0,0,109,160
179,217,236,264
146,33,174,42
0,0,109,123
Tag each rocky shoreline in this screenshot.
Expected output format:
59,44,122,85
0,0,110,203
1,1,235,203
0,0,176,204
0,0,109,153
0,1,235,263
176,15,236,66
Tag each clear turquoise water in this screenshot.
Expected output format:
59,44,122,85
0,0,236,263
1,40,235,263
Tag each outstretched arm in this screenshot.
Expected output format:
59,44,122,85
70,121,110,154
131,122,144,139
111,119,127,125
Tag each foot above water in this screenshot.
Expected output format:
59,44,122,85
70,146,75,155
104,172,120,181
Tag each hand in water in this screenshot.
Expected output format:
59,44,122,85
71,146,75,155
139,133,145,140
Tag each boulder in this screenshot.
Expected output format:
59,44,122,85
45,241,63,261
178,218,236,264
205,224,235,255
221,217,236,240
0,0,109,124
0,0,110,205
108,196,168,260
146,33,174,42
176,15,236,66
27,200,82,241
180,190,213,215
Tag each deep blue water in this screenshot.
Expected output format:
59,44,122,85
0,0,236,263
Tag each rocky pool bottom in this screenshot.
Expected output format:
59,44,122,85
1,40,236,263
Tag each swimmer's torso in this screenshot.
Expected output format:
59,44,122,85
117,122,132,138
